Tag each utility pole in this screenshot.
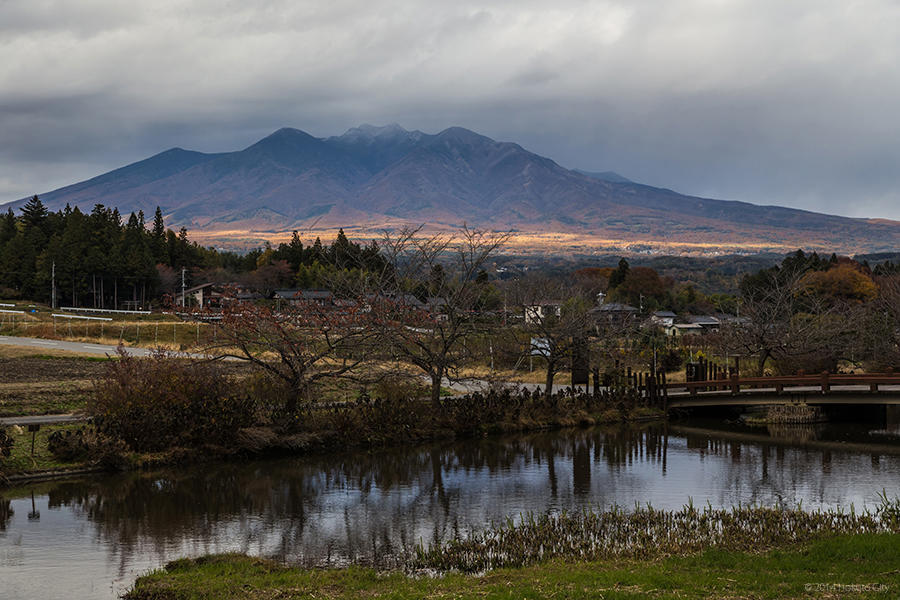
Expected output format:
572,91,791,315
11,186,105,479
181,267,186,308
51,261,57,309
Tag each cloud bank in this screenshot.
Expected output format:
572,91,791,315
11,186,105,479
2,0,899,218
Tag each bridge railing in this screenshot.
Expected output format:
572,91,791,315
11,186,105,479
665,373,900,396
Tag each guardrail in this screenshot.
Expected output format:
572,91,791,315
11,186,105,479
52,313,113,322
60,307,152,315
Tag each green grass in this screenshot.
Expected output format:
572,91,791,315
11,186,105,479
125,533,900,599
2,423,90,474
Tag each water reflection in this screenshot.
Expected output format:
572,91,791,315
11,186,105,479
3,421,900,599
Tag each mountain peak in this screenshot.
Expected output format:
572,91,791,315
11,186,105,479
262,127,317,141
356,123,407,136
435,126,492,144
242,127,326,158
336,123,425,144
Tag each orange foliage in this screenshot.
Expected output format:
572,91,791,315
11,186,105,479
802,264,877,302
618,267,668,299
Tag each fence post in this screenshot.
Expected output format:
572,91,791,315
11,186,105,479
821,371,830,393
730,373,740,395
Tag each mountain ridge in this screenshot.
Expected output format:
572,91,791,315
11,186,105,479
4,124,899,253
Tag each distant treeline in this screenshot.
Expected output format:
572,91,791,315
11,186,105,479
0,196,386,307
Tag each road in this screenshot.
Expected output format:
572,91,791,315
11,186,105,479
0,334,591,396
0,335,155,357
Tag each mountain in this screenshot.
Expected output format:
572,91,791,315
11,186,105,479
5,124,900,253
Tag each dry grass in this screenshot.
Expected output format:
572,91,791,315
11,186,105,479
0,345,96,359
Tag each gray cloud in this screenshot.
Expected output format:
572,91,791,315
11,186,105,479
2,0,900,218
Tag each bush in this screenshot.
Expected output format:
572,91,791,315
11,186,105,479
0,426,12,459
660,349,684,372
89,349,257,452
47,428,89,461
772,351,839,376
47,425,129,469
372,376,428,402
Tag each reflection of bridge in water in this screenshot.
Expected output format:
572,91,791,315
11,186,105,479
663,374,900,409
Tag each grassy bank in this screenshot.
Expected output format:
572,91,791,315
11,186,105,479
126,532,900,599
2,423,90,475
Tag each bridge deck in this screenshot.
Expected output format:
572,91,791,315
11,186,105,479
661,374,900,408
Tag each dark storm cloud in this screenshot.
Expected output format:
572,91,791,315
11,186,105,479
2,0,900,218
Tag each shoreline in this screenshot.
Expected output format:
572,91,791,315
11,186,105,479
1,407,667,488
124,505,900,599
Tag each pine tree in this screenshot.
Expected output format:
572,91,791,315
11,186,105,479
0,209,15,246
609,258,630,289
20,195,48,230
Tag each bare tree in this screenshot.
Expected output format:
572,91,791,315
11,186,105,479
510,275,593,396
862,274,900,368
207,296,380,414
378,226,510,406
717,271,847,376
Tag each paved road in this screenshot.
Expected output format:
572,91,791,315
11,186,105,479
0,335,155,357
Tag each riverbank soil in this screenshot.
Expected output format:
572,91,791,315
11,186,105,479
126,533,900,599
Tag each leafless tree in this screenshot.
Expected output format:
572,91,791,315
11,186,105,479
378,226,510,406
716,271,848,376
509,275,593,396
207,295,381,414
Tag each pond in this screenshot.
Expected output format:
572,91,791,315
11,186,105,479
3,417,900,599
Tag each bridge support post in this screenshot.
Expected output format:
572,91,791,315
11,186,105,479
821,371,830,394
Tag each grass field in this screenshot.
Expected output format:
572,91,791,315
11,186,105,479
125,533,900,599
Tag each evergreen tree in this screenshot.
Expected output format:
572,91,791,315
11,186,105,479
20,195,48,231
0,209,15,247
608,258,630,289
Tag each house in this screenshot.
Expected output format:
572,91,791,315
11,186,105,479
686,315,720,332
174,282,220,308
668,322,704,337
524,302,562,324
649,310,676,327
272,289,334,306
590,302,640,329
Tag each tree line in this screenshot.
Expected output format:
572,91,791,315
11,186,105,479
0,196,389,307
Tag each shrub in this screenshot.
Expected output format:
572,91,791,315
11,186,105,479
89,348,256,452
0,426,12,459
372,376,428,402
47,425,130,469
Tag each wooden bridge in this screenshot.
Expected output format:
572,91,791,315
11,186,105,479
661,373,900,409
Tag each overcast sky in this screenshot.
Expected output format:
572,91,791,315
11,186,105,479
2,0,900,218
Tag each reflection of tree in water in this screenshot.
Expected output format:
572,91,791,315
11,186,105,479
36,424,671,570
675,424,900,507
767,423,826,443
0,497,13,531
